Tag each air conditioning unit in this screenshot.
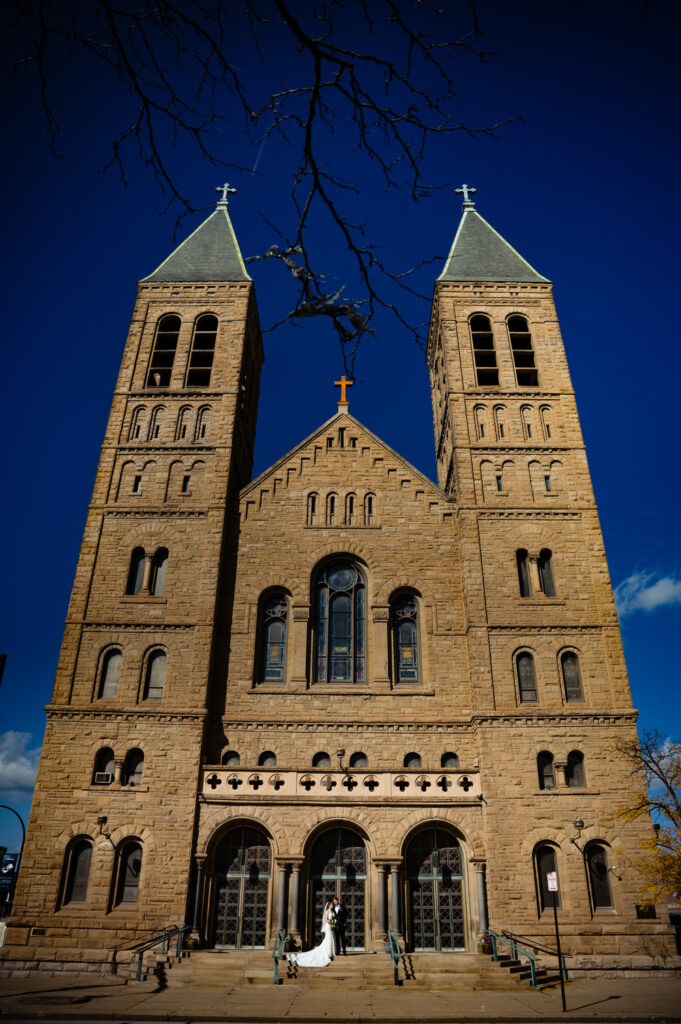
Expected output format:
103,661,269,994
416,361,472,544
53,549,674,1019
94,772,113,785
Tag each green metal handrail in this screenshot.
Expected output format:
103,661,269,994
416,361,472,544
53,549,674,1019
387,929,401,986
487,928,540,986
501,929,568,982
110,923,191,981
272,928,287,985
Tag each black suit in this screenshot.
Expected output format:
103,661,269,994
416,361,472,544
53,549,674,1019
334,903,348,954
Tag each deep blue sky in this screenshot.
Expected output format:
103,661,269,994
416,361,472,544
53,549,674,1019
1,1,680,854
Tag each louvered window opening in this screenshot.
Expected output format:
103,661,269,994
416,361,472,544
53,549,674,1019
146,315,180,388
186,314,217,387
509,316,538,386
470,315,499,386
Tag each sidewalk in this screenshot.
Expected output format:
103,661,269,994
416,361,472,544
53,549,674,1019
0,972,680,1023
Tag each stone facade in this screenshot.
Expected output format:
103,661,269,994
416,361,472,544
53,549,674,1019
1,200,675,975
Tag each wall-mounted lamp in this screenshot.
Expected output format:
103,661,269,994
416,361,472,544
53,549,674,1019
97,814,115,847
336,749,346,770
569,818,585,847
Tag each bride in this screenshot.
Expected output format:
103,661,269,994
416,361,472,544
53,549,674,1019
286,899,335,967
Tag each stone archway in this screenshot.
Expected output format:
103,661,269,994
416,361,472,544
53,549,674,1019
404,826,466,952
212,824,271,949
307,826,367,951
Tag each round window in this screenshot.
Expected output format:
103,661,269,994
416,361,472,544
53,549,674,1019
326,565,357,590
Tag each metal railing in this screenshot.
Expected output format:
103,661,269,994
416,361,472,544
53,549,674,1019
111,924,191,981
272,928,287,985
501,929,568,982
487,928,540,986
387,929,401,986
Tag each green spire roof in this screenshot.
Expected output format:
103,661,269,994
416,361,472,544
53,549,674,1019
438,201,549,283
141,202,251,283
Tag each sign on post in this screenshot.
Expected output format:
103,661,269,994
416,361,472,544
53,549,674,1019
547,871,558,892
546,871,566,1012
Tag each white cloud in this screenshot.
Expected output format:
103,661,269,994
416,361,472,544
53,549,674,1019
615,571,681,617
0,731,41,802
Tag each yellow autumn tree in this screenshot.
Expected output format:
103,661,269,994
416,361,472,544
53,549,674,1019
615,730,681,902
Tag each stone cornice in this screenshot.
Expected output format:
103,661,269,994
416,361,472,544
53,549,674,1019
218,711,637,731
46,706,207,723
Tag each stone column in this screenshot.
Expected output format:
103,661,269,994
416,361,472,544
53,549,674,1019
141,554,154,594
528,555,541,595
376,864,388,937
113,757,124,785
389,863,401,934
290,605,310,685
276,862,289,932
473,861,488,932
554,761,568,788
371,606,390,686
289,860,303,945
191,855,206,940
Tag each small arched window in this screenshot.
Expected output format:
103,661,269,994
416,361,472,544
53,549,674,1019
126,548,146,596
586,843,614,909
474,405,487,440
441,752,459,769
345,493,356,525
521,405,534,440
186,314,217,387
534,843,561,911
537,751,555,790
349,751,368,769
146,314,180,388
129,406,147,441
516,549,531,597
307,492,318,526
176,406,193,441
538,549,556,597
148,405,165,441
315,562,365,683
122,748,144,787
517,652,538,702
258,750,277,767
195,405,211,441
114,841,143,906
493,405,506,440
508,315,538,386
92,746,115,785
143,649,166,700
312,751,330,768
561,652,584,702
259,592,288,683
404,752,422,769
390,591,420,684
364,493,375,526
470,314,499,386
540,406,553,440
98,649,122,699
222,750,240,767
326,493,337,526
61,839,93,906
150,548,168,596
566,750,586,788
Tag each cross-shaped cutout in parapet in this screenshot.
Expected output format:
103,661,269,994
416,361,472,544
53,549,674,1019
269,776,285,791
342,776,358,791
300,776,316,791
321,775,337,791
436,776,452,792
227,774,243,790
394,777,410,792
206,773,222,790
363,777,379,792
248,775,263,790
457,776,473,792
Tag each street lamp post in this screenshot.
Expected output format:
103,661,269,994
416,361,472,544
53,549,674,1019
0,804,26,917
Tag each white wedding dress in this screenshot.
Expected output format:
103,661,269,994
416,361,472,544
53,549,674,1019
287,908,335,967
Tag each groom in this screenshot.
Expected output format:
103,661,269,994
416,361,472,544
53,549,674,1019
332,897,347,955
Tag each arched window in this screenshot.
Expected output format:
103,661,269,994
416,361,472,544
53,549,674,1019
586,843,614,909
470,314,499,386
222,750,240,767
143,649,166,700
314,562,365,683
61,839,93,906
259,592,288,682
258,750,277,767
186,314,217,387
537,751,555,790
364,493,375,526
113,841,143,906
150,548,168,596
516,549,531,597
508,315,538,386
306,492,318,525
493,405,506,440
474,405,487,440
98,649,122,699
521,405,534,439
326,493,337,526
195,405,211,441
129,406,147,441
538,549,556,597
390,591,420,684
349,751,368,768
516,652,538,702
146,314,180,388
441,752,459,769
176,406,192,441
566,750,586,788
312,751,330,768
561,652,584,701
126,548,145,596
534,843,561,911
345,493,356,525
148,405,165,441
540,406,553,440
92,747,115,785
404,752,422,769
122,748,144,787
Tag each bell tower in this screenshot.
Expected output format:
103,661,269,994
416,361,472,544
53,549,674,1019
2,189,263,964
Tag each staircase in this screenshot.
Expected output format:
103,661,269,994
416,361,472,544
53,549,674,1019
163,948,558,991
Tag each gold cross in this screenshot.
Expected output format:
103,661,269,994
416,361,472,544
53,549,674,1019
334,375,353,404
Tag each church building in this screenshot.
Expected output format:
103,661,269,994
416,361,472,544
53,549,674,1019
1,189,675,974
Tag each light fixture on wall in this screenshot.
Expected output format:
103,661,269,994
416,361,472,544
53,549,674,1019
569,818,585,847
97,814,115,847
335,748,346,770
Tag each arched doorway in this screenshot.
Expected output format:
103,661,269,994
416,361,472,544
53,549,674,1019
213,825,271,948
309,827,367,950
406,828,466,951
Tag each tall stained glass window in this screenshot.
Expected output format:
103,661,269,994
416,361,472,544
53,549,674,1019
315,563,365,683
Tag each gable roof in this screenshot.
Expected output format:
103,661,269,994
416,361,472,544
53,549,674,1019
438,203,550,283
141,206,251,283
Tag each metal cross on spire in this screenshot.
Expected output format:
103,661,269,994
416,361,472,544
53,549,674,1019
455,183,477,204
216,182,237,207
334,375,353,407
